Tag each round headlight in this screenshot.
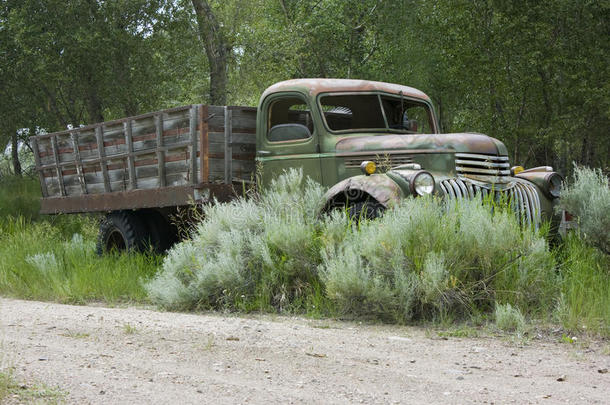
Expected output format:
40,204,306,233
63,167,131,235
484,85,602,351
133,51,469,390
547,173,563,198
412,171,435,196
360,161,376,175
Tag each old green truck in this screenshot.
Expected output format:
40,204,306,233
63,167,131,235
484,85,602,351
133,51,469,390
31,79,563,253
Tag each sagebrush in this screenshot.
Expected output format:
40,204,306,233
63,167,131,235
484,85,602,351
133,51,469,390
558,166,610,254
147,169,560,323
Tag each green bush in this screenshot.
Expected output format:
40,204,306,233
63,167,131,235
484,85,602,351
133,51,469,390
148,170,559,323
321,198,558,322
559,166,610,254
146,169,327,312
495,302,526,332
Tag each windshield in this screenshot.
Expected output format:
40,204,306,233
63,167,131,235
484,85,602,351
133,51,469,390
319,93,434,134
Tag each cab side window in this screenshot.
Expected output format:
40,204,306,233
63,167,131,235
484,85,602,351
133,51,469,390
267,96,314,142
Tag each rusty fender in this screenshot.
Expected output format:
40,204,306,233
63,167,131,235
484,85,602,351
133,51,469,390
322,174,405,211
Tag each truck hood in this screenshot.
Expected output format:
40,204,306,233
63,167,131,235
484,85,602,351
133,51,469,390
335,133,508,156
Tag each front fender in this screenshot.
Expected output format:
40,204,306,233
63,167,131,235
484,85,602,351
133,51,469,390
322,174,405,211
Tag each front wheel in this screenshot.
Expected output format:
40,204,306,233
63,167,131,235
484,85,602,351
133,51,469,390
96,211,147,255
347,200,385,222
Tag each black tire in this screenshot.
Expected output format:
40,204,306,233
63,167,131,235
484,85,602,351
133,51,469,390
347,200,385,222
96,211,148,255
137,210,178,254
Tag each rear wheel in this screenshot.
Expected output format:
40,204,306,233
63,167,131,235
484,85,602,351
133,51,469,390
96,211,148,255
137,209,178,254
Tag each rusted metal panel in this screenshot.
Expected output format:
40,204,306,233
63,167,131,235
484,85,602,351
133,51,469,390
335,133,507,156
261,79,432,102
323,174,405,210
39,184,236,214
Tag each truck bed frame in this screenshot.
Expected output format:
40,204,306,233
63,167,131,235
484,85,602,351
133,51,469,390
31,105,257,214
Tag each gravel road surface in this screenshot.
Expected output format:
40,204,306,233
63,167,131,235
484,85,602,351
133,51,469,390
1,298,608,404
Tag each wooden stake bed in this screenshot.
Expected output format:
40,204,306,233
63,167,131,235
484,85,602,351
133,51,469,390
31,105,257,214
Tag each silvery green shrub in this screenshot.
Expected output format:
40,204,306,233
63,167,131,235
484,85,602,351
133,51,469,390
495,302,526,332
321,197,557,321
559,166,610,254
146,169,325,310
148,170,557,320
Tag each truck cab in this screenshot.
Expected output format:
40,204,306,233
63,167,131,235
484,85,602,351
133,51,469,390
256,79,563,227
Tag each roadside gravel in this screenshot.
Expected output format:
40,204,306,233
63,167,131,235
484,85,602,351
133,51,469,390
1,298,608,404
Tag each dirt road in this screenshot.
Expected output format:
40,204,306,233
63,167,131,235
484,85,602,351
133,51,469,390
1,298,608,404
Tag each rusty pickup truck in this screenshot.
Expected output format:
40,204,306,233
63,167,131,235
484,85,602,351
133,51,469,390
31,79,563,253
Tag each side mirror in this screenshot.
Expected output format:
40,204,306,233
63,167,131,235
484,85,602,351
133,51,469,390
268,123,311,142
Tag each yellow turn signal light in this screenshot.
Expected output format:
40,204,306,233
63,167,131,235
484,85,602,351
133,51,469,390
360,161,377,175
511,166,524,176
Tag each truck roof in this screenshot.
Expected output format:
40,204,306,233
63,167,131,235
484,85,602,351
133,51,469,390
261,78,431,102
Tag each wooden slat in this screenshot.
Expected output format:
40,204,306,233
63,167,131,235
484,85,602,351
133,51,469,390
224,106,232,184
95,126,111,192
38,141,197,170
51,135,66,196
30,138,49,197
155,114,166,187
70,132,87,194
189,106,198,184
124,120,137,190
200,105,209,183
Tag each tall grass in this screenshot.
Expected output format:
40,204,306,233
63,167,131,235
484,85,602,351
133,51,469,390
0,175,160,304
147,170,554,321
556,234,610,335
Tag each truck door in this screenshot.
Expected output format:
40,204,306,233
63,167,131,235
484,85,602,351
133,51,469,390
256,92,323,185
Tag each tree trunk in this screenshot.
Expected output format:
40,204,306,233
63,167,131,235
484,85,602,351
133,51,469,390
191,0,228,105
11,130,22,177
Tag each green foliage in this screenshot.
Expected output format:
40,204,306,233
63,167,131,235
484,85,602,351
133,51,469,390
494,303,526,333
148,171,558,322
148,170,608,334
556,234,610,335
0,175,40,219
321,198,558,322
2,0,608,174
146,168,326,312
0,215,160,304
558,166,610,254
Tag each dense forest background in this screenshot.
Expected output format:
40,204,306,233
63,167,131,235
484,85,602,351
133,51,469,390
1,0,608,177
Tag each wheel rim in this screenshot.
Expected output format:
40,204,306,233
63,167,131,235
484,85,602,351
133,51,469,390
105,229,126,252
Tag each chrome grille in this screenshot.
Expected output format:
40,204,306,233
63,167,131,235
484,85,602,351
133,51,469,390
455,153,510,177
344,154,413,168
439,178,541,228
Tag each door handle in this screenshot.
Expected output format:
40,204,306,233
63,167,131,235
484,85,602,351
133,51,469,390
257,150,271,156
